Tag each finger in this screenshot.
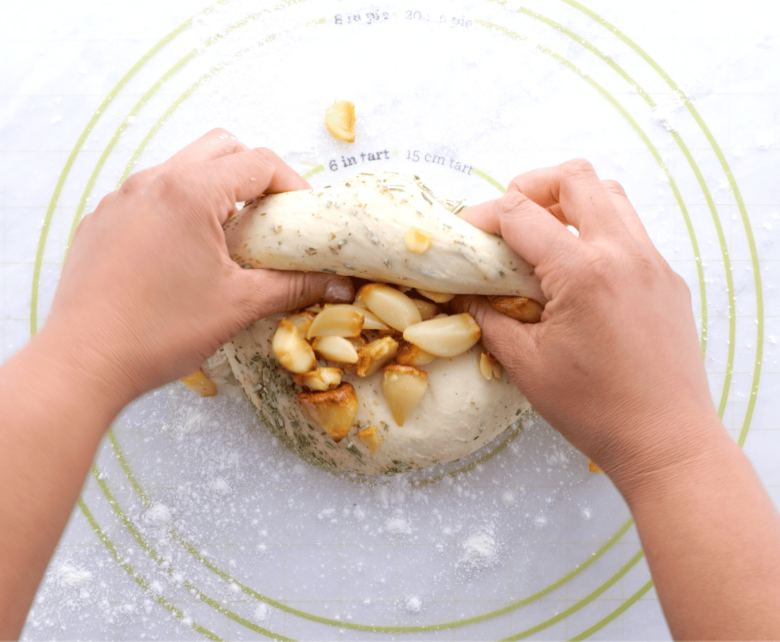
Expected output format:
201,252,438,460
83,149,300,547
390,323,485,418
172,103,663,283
547,203,568,226
167,128,249,165
460,191,578,267
208,147,311,206
451,295,538,378
601,179,652,243
233,269,354,320
507,167,562,209
508,160,625,238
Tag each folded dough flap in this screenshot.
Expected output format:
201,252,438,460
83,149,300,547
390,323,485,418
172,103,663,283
224,172,546,304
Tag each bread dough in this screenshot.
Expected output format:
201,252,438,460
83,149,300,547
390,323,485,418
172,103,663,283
224,171,545,302
223,316,530,475
222,172,534,475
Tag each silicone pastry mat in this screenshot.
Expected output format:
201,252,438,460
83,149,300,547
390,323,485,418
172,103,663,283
2,0,779,639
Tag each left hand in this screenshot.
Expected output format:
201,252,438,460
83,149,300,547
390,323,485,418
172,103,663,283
44,129,353,405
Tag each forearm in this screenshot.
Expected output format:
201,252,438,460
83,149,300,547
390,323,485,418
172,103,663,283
618,421,780,640
0,328,130,639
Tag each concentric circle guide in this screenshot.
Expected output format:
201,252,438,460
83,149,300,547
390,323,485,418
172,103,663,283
29,1,763,639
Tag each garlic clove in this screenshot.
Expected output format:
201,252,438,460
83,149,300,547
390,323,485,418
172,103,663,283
286,311,316,336
415,288,455,304
181,369,217,397
588,460,605,474
356,336,399,377
411,298,439,321
311,336,359,364
396,342,437,367
307,305,364,339
298,383,358,442
479,352,502,382
358,283,422,332
324,99,356,143
358,425,382,453
272,319,317,373
294,367,344,391
402,313,481,358
323,303,389,331
487,295,544,324
479,352,494,381
404,226,433,254
382,364,428,426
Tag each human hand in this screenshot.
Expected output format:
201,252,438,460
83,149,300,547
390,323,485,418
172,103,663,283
44,129,353,406
457,159,721,489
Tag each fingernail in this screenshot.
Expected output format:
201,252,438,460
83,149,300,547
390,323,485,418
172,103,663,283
324,278,354,303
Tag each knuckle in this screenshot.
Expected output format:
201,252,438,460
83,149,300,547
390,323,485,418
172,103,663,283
507,176,526,194
561,158,595,177
580,247,617,282
251,147,277,165
672,270,691,297
497,191,537,221
118,171,145,195
285,271,312,310
152,167,192,205
71,216,89,241
206,127,231,139
96,190,116,210
602,179,626,197
498,190,527,212
118,166,160,198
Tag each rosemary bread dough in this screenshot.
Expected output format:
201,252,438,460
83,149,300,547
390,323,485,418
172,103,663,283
223,316,530,475
222,171,535,475
224,171,545,302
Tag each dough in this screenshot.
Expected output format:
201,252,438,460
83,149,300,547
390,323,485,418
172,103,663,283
222,172,535,475
224,171,545,302
223,316,530,475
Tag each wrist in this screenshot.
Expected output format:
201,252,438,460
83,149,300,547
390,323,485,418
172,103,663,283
32,323,138,419
598,406,732,505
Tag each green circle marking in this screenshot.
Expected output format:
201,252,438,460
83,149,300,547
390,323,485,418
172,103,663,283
28,0,763,639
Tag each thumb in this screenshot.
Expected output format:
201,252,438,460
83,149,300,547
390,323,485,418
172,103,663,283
451,295,539,383
233,268,354,320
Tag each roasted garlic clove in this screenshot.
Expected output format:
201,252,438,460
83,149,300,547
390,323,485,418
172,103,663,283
286,312,316,336
411,298,439,321
479,352,502,382
298,383,358,442
479,352,494,381
358,283,422,332
488,295,544,324
356,335,399,377
324,99,356,143
307,305,364,339
588,460,605,474
415,288,455,304
324,303,389,331
395,342,437,367
272,319,317,373
382,364,428,426
403,313,481,358
294,367,344,391
181,369,217,397
404,226,433,254
311,336,359,364
358,425,382,453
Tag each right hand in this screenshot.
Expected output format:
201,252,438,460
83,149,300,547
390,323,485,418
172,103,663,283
457,159,722,489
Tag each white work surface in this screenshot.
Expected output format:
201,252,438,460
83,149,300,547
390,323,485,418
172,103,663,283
2,0,779,639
